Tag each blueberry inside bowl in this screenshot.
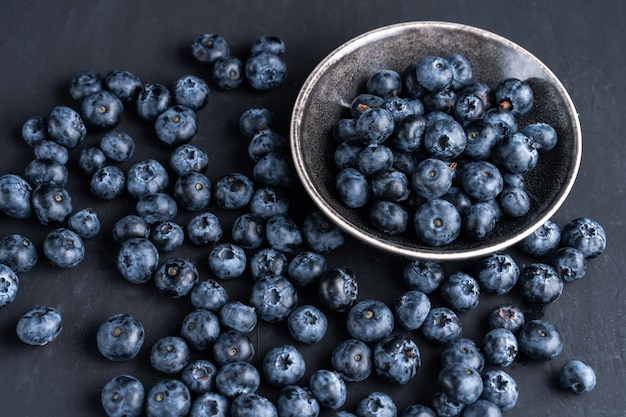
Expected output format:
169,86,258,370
290,21,581,261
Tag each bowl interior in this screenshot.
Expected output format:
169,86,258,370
290,21,581,260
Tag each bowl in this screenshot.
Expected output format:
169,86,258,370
290,21,582,261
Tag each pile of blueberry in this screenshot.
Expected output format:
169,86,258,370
0,32,607,417
332,54,559,245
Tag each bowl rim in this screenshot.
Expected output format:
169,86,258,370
290,21,582,261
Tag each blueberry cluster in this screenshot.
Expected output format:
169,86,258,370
332,54,560,246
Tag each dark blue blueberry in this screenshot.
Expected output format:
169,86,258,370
517,319,563,361
21,115,49,147
350,93,384,118
190,392,230,417
413,198,461,246
43,228,84,268
453,92,484,123
169,143,209,176
499,185,530,217
239,107,274,138
33,140,69,164
308,370,346,409
68,208,101,239
0,234,37,273
46,105,86,149
96,313,145,361
150,221,184,253
265,215,303,253
249,248,288,281
401,404,436,417
481,328,518,367
381,96,423,122
24,158,68,187
190,279,228,312
391,114,426,153
521,122,558,152
488,303,525,333
482,108,518,141
231,213,265,249
415,56,453,92
461,400,502,417
219,301,257,333
559,360,596,394
365,69,402,99
16,306,62,345
502,171,525,188
357,392,397,417
262,344,306,387
249,186,290,220
440,272,480,312
423,89,457,114
173,172,211,212
154,257,198,297
519,262,563,304
215,361,260,399
461,81,495,109
475,252,519,295
191,33,230,64
112,214,150,244
333,118,359,143
245,52,287,90
101,374,144,417
104,69,142,103
425,110,456,127
346,299,394,344
253,152,297,188
318,267,358,312
248,129,289,162
518,219,561,257
442,187,472,217
357,144,394,176
186,212,223,246
445,54,473,90
0,264,19,307
180,309,220,351
440,338,484,373
424,117,466,160
145,379,191,417
251,35,286,56
100,131,135,162
403,260,445,294
551,246,587,282
249,275,298,322
336,167,370,208
214,172,254,209
421,307,462,344
438,362,483,404
394,290,431,331
374,334,421,385
355,107,395,145
126,159,169,199
136,192,178,224
116,238,159,284
81,90,124,130
480,369,518,411
69,70,103,103
402,61,427,99
155,105,199,147
459,160,503,201
208,243,247,280
213,56,244,90
276,385,320,417
301,211,345,252
411,158,453,199
173,75,210,111
136,82,172,121
181,359,217,395
331,338,372,382
150,336,190,374
495,78,533,115
79,147,107,176
212,330,255,365
370,200,409,235
287,304,328,344
462,119,498,160
287,251,327,287
332,412,358,417
230,393,277,417
496,132,538,174
335,140,365,170
431,391,464,417
560,217,607,258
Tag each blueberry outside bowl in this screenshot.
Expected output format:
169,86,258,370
290,21,582,261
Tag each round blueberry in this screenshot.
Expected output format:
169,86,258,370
440,272,480,312
208,243,247,280
521,122,558,152
461,399,502,417
90,165,126,200
300,211,345,252
421,307,462,344
331,338,372,382
440,338,485,373
136,192,178,224
239,107,274,139
415,55,452,92
335,167,370,208
149,221,185,253
370,200,409,235
249,275,298,322
214,173,254,209
126,159,169,199
248,129,289,162
518,263,563,304
213,56,244,90
308,369,346,410
116,238,159,284
262,344,306,387
219,301,257,333
474,252,519,295
463,202,499,241
487,304,525,333
104,69,142,103
518,219,561,257
374,334,421,385
112,214,150,244
276,385,320,417
22,115,49,147
180,309,220,351
212,330,254,366
33,140,69,164
96,313,145,361
413,198,461,247
355,107,395,145
16,306,62,346
191,33,230,64
215,361,260,399
346,299,394,344
81,90,124,130
100,131,135,162
231,213,265,249
245,52,287,91
68,208,101,239
481,328,518,367
334,140,364,169
357,144,394,176
190,392,230,417
287,251,327,287
559,360,596,394
499,186,530,217
135,82,172,121
253,152,296,188
287,304,328,344
438,362,483,404
190,279,228,312
318,267,358,312
365,69,402,99
187,212,223,246
150,336,190,374
518,319,563,361
496,132,538,174
145,379,191,417
551,246,587,282
481,369,518,411
0,264,19,307
173,74,210,111
357,391,397,417
154,258,199,298
460,160,503,201
169,143,209,176
0,234,37,273
101,374,144,417
181,359,217,395
69,70,103,103
249,248,288,281
155,105,199,147
462,119,498,160
495,77,534,115
230,393,277,417
394,290,431,331
371,169,410,202
43,228,84,268
403,260,445,294
32,183,73,226
560,217,607,258
265,215,303,253
24,158,68,187
249,186,289,220
0,174,33,219
47,105,86,149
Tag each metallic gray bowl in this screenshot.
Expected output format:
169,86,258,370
290,21,582,261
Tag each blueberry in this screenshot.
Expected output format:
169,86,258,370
287,251,327,287
0,264,19,307
43,228,84,268
81,90,124,130
231,214,265,249
263,344,306,387
365,69,402,99
334,118,359,143
403,260,445,293
287,304,328,344
411,157,453,199
249,186,290,220
213,56,244,90
150,336,190,374
191,33,230,64
136,82,172,121
116,238,159,284
154,258,199,297
453,92,485,123
482,328,518,367
440,272,480,312
90,165,126,200
100,131,135,162
430,390,464,417
249,247,288,281
67,208,101,239
318,267,358,312
215,361,261,399
370,200,409,235
187,212,223,246
480,369,518,411
149,221,185,253
104,69,142,103
355,108,395,145
346,299,394,344
208,243,247,280
251,35,285,55
460,160,503,201
169,143,209,176
518,219,561,257
423,88,456,114
126,159,169,199
239,107,274,139
401,404,436,417
487,304,525,333
219,301,257,333
46,105,86,149
499,185,530,217
446,54,473,90
334,140,365,169
442,187,472,217
518,263,563,304
173,74,210,111
265,215,303,253
357,391,397,417
24,158,68,187
374,334,421,385
32,182,73,225
22,115,49,147
213,172,254,209
551,246,587,282
518,319,563,361
336,167,370,208
421,307,462,344
190,392,230,417
181,359,217,394
560,217,607,258
308,370,346,409
462,119,498,160
69,70,103,102
559,360,596,394
474,252,519,295
248,129,289,162
249,275,298,322
96,313,145,361
245,51,287,90
155,105,199,147
391,114,426,153
521,122,558,152
112,214,150,244
415,56,453,92
180,309,220,351
230,393,277,417
276,385,320,417
502,171,525,189
33,140,69,164
482,108,518,141
101,375,145,417
136,192,178,224
413,198,461,247
16,305,62,346
212,330,255,365
145,379,191,417
253,152,297,188
350,93,385,118
496,132,538,174
331,338,372,382
440,338,485,373
0,234,38,273
190,279,228,312
381,96,422,121
394,290,431,331
460,399,502,417
495,78,533,115
438,362,483,404
402,61,427,99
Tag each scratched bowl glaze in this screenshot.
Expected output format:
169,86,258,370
290,21,582,261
